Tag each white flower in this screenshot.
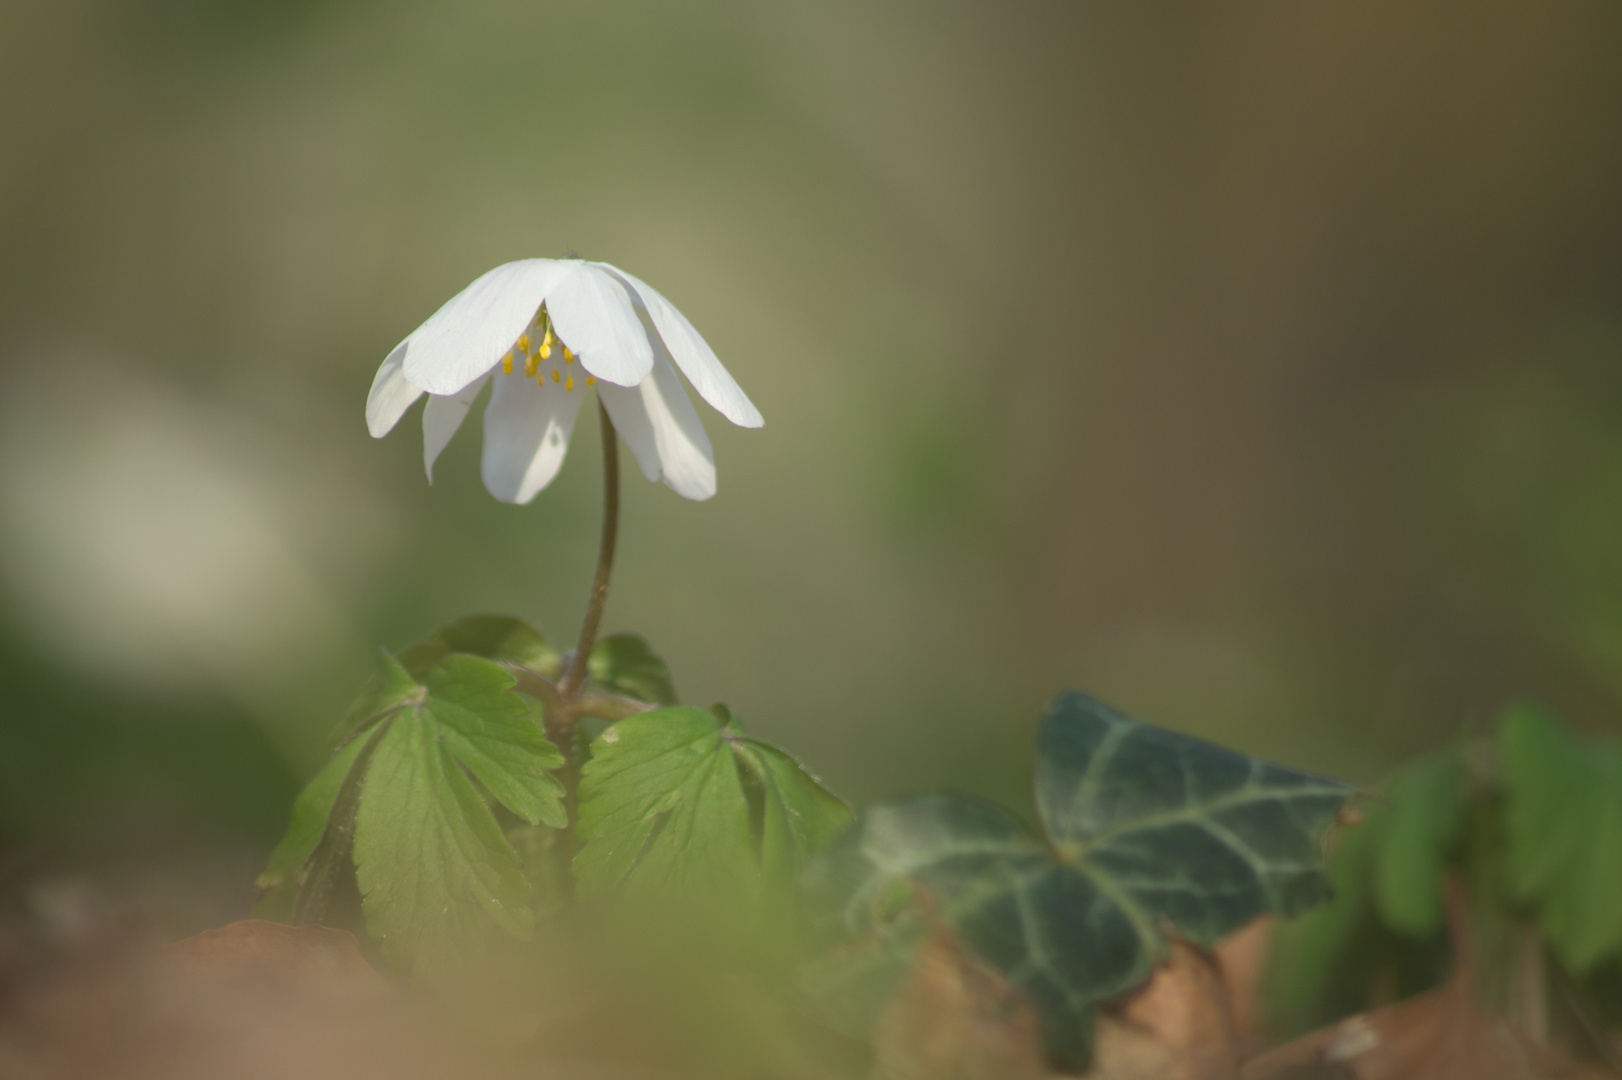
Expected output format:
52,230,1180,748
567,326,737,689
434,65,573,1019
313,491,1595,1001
365,259,762,504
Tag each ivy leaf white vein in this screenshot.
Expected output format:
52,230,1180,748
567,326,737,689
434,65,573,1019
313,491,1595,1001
366,259,763,503
807,691,1353,1069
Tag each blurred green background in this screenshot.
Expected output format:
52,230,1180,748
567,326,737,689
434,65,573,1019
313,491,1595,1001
1,0,1620,933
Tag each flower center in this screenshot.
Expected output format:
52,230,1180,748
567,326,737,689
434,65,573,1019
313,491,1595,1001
498,305,595,394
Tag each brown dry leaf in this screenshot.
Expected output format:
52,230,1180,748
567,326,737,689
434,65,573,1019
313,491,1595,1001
1088,940,1243,1080
872,925,1049,1080
1215,917,1276,1054
0,919,488,1080
1239,976,1608,1080
871,919,1273,1080
1243,881,1609,1080
155,918,393,1001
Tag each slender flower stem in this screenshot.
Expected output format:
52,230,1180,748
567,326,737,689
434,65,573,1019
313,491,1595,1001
559,399,620,705
547,402,619,900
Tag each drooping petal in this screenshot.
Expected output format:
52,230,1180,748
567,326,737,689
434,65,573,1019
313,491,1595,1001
422,373,488,482
366,339,424,437
595,264,763,429
545,262,654,388
599,356,716,501
402,260,576,396
480,373,587,504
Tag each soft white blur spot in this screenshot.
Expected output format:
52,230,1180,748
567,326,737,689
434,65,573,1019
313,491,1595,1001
0,354,368,719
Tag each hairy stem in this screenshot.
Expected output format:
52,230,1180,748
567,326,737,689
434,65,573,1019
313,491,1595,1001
543,401,620,899
556,399,620,726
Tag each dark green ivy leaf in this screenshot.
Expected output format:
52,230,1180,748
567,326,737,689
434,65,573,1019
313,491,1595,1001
814,691,1351,1069
575,707,849,903
587,633,676,706
1035,693,1351,935
1500,703,1622,975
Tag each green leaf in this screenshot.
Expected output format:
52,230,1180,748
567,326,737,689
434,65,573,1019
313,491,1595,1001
354,711,533,971
506,823,570,921
292,720,397,927
575,708,849,903
574,708,753,900
797,927,921,1041
1500,703,1622,974
732,739,854,887
346,654,565,971
814,691,1351,1069
253,735,370,921
1262,815,1383,1037
397,614,562,681
338,650,423,740
587,633,676,706
1373,751,1467,937
426,655,566,828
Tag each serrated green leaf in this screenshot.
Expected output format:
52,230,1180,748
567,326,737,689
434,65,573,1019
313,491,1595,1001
427,655,566,828
1500,703,1622,974
253,735,370,921
354,711,533,972
338,650,422,740
1374,751,1466,937
338,653,564,972
587,633,676,706
506,823,569,921
291,720,395,927
574,708,754,900
575,709,849,905
814,691,1352,1069
397,613,562,681
732,739,853,887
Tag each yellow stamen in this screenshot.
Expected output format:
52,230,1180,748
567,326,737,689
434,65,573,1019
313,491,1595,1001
552,369,561,383
502,353,514,375
586,376,596,387
524,355,537,377
516,335,531,354
565,376,575,392
539,344,551,359
563,347,575,363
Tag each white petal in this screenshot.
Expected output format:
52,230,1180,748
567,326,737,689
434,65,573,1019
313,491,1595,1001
545,262,654,388
366,339,423,437
480,373,587,504
599,357,716,501
402,260,575,396
595,263,763,429
422,373,488,482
